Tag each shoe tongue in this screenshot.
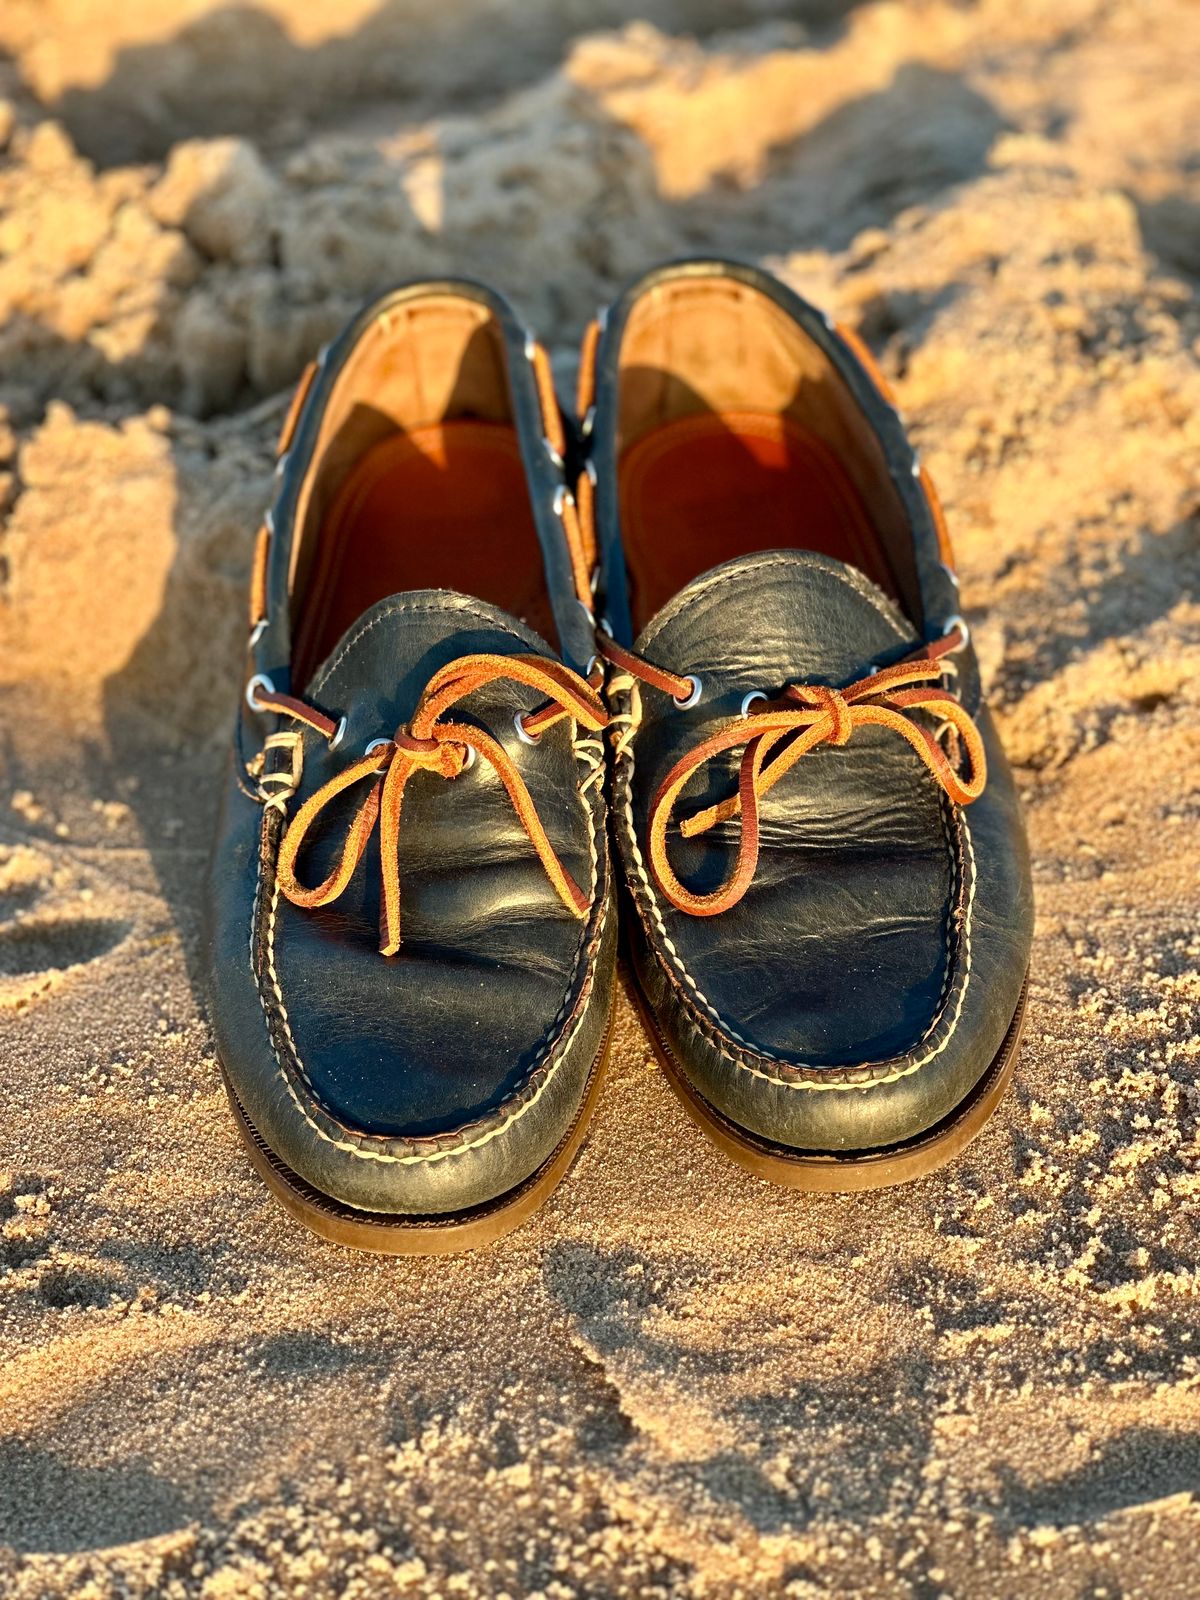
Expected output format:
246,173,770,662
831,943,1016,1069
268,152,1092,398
302,588,556,752
633,550,919,693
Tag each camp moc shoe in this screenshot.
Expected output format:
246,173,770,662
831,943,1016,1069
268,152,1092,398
579,258,1032,1188
204,280,615,1251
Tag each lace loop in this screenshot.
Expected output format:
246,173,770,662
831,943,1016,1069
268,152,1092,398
267,652,607,955
607,636,986,919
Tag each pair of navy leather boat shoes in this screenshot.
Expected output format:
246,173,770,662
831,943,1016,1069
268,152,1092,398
203,260,1032,1252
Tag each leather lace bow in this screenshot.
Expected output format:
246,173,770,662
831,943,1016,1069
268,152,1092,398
644,654,986,917
269,654,607,955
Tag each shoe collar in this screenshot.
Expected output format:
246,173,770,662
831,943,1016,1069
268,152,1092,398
247,278,596,702
584,255,964,662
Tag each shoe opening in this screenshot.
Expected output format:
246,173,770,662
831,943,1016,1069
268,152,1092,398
288,292,557,688
614,273,920,633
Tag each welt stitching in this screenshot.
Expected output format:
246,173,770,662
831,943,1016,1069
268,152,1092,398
933,791,962,1018
622,733,975,1088
615,555,915,1063
254,789,605,1163
310,597,537,697
638,551,911,657
250,625,606,1162
612,648,976,1089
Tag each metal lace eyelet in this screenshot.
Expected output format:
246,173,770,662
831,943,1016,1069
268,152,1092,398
545,437,564,469
740,690,767,718
514,712,540,746
459,744,478,772
245,672,275,712
674,675,702,710
249,617,268,648
942,614,971,651
328,715,347,750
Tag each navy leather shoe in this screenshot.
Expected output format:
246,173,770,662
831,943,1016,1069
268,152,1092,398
204,281,615,1251
579,259,1032,1188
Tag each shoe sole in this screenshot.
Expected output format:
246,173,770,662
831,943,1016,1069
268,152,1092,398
627,966,1028,1191
219,1005,614,1254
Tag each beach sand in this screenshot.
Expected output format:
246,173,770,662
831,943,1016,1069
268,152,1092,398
2,1,1200,1594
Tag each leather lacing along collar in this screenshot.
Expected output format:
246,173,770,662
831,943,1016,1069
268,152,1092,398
597,625,986,918
248,653,607,955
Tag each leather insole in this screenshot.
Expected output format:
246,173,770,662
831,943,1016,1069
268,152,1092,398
294,421,555,686
619,410,898,632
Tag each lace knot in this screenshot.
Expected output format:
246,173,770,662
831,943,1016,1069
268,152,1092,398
267,652,608,955
629,645,988,918
788,683,852,745
392,728,468,778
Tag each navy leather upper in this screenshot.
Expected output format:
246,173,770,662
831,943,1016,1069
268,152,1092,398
269,593,604,1137
591,261,1033,1153
203,282,615,1216
626,553,957,1067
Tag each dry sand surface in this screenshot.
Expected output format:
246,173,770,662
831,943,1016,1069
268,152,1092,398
2,0,1200,1594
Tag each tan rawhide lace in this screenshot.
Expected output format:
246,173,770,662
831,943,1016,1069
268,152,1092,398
599,629,985,918
252,654,607,955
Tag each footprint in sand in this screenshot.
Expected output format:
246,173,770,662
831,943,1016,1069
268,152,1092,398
0,847,129,1009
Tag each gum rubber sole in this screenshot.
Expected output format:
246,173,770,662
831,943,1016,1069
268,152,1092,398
628,968,1029,1192
220,1006,614,1254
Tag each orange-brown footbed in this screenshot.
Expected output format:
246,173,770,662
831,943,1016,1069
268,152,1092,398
619,410,897,632
294,421,554,686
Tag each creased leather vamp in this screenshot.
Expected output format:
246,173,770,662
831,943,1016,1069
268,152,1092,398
204,279,617,1234
611,550,1031,1153
211,588,615,1217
